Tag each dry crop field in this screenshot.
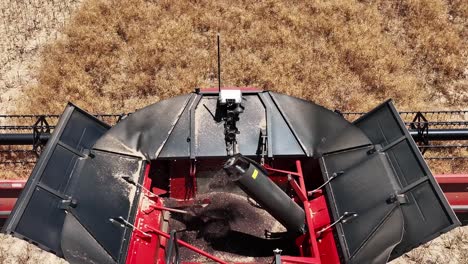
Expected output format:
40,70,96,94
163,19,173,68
0,0,467,263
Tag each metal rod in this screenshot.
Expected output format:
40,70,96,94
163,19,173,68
409,129,468,141
217,33,221,92
288,174,307,202
0,133,50,145
406,121,468,126
419,145,468,149
0,129,466,148
151,205,190,215
147,226,229,264
0,115,60,118
425,157,468,160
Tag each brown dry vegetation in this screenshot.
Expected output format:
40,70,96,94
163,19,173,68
0,234,67,264
19,0,467,114
0,0,83,180
390,228,468,264
426,145,468,174
0,0,82,112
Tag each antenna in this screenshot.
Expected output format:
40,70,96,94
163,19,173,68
217,33,221,93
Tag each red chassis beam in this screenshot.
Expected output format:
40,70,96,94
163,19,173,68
0,174,468,219
1,175,468,219
436,174,468,212
1,174,468,262
1,175,467,216
0,180,25,219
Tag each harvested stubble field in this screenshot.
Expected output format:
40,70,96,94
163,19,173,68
0,0,467,263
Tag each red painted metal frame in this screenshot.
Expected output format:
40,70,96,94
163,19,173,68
0,180,25,219
0,180,25,189
436,174,468,184
125,163,235,264
125,164,165,264
169,160,194,200
436,174,468,212
142,225,229,264
126,159,339,264
264,161,340,264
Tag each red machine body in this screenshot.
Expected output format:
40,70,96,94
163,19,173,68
124,160,341,264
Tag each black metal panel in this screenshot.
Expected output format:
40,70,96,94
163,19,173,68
39,144,79,194
159,95,199,158
2,104,110,256
61,213,115,264
321,100,459,263
320,145,373,172
68,150,143,260
236,95,266,155
61,109,111,152
320,100,460,263
269,92,372,157
194,96,227,157
321,151,405,263
15,187,66,253
94,94,193,159
97,91,359,159
260,92,305,157
193,94,267,157
352,100,459,260
348,207,404,264
93,91,370,159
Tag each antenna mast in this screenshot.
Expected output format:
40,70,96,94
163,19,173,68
217,33,221,92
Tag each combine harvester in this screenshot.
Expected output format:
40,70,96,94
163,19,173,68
0,86,467,264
